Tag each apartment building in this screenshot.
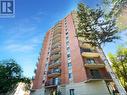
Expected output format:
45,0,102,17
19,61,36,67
31,11,117,95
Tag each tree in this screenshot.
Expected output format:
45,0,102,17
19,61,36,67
109,47,127,91
77,3,119,48
0,59,31,94
77,3,127,94
103,0,127,17
103,0,127,30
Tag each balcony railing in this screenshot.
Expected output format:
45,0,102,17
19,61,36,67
85,73,112,82
53,33,61,40
79,42,92,49
51,47,61,55
50,53,61,60
45,79,61,87
82,52,100,58
54,23,62,30
49,61,61,69
48,69,61,77
84,63,105,68
51,43,61,50
53,30,61,36
52,40,61,46
52,37,61,44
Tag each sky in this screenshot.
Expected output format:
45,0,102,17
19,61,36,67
0,0,126,78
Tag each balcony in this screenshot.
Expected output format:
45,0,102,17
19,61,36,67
53,34,61,41
48,69,61,78
51,47,61,55
53,31,61,37
45,78,61,87
50,53,61,60
53,29,61,36
85,71,112,82
54,27,61,31
52,38,61,45
84,63,105,69
54,23,62,30
54,23,62,28
80,42,92,49
51,43,61,50
52,37,61,44
49,61,61,69
78,37,85,42
82,52,100,58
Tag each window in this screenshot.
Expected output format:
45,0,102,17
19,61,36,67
67,54,71,58
70,89,75,95
67,47,70,51
67,48,70,54
65,25,67,28
68,62,72,67
86,58,95,64
69,73,72,79
90,69,101,79
53,77,60,85
80,48,92,53
53,68,60,72
67,57,71,63
68,68,72,73
84,48,92,52
66,41,69,46
66,36,69,40
64,18,67,24
66,32,68,35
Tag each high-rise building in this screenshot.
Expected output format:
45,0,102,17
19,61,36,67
31,11,117,95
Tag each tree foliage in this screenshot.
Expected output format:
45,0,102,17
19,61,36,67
0,59,31,94
102,0,127,31
109,47,127,91
77,3,119,47
103,0,127,17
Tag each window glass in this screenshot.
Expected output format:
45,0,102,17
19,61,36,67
90,69,101,78
66,32,68,35
69,73,72,79
80,48,92,53
70,89,75,95
67,54,71,58
66,41,69,46
86,58,95,64
67,57,71,63
68,62,72,67
66,36,69,40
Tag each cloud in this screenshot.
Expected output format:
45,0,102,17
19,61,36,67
0,11,47,77
6,22,36,39
31,11,48,23
6,44,34,52
1,11,46,53
4,35,42,52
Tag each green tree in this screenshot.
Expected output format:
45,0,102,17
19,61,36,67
0,59,31,94
77,3,127,94
77,3,119,48
103,0,127,17
103,0,127,30
109,47,127,91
